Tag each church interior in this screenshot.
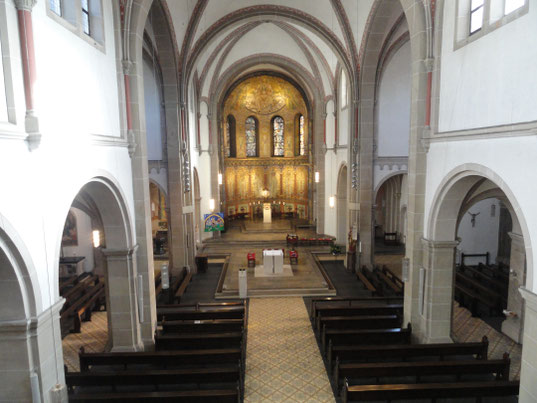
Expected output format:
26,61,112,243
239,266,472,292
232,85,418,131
1,0,536,401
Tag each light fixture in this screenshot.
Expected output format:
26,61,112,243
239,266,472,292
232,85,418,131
92,230,100,248
315,171,320,183
329,196,335,208
261,188,269,198
218,173,223,186
151,202,156,212
209,198,215,212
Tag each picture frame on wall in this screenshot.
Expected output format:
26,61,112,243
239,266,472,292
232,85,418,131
62,210,78,246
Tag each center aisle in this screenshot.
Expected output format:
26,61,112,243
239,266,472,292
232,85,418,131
245,297,335,402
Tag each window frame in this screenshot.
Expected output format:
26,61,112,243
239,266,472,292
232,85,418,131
469,0,485,35
46,0,106,52
455,0,529,50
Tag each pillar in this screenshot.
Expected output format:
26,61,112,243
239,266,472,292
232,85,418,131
502,232,525,342
0,300,67,403
14,0,40,150
102,247,144,352
418,238,459,343
519,288,537,402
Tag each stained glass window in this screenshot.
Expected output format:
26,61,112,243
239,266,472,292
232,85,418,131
245,116,257,157
227,115,236,157
273,116,284,157
299,115,305,156
225,119,231,157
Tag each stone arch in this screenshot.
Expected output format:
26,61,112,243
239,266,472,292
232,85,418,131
58,175,145,353
374,170,408,200
422,163,532,346
336,163,348,245
210,56,324,230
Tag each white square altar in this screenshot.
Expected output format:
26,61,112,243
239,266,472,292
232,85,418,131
263,249,284,275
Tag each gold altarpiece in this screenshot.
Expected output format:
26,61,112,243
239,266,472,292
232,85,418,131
221,75,311,218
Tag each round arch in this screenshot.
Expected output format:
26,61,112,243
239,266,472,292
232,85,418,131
427,163,532,288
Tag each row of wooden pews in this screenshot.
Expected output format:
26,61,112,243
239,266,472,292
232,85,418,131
311,296,519,402
66,300,247,402
59,273,105,337
155,267,194,305
455,254,509,317
356,265,404,297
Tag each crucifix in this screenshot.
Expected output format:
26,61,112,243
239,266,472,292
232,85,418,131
467,211,480,227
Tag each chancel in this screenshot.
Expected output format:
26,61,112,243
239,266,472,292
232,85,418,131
0,0,535,402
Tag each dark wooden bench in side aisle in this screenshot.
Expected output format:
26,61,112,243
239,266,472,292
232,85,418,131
174,267,193,304
335,353,511,392
342,380,519,403
383,232,398,246
356,267,377,295
374,266,403,296
328,336,489,368
159,318,244,334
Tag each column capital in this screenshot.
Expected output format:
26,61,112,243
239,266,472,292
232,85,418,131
421,237,460,250
519,287,537,312
122,59,134,75
508,231,525,245
14,0,37,11
101,244,139,258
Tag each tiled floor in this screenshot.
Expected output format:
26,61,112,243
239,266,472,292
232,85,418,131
244,297,335,402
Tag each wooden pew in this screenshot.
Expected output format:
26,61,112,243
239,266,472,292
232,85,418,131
459,265,508,298
342,380,519,403
157,306,245,321
79,348,242,371
381,266,404,291
335,355,510,391
383,232,398,246
66,364,241,390
462,252,490,266
155,331,244,351
174,268,193,304
159,318,244,334
328,336,489,368
356,269,377,295
323,326,412,355
315,304,403,331
61,280,105,336
478,262,510,283
310,296,402,320
321,315,401,347
68,386,240,402
374,267,402,295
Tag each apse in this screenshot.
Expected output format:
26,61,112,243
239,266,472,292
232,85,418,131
219,74,312,220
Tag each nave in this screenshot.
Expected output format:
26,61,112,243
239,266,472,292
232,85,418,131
62,257,521,402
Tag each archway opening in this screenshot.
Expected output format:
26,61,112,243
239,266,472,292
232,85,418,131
150,181,168,259
59,179,142,372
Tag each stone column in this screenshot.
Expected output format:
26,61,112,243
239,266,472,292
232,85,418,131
0,300,67,403
501,232,525,342
519,288,537,402
102,247,144,352
418,238,459,343
14,0,40,150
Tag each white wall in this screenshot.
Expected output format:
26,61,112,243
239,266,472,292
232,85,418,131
33,0,121,138
457,198,501,265
376,41,411,157
439,1,537,131
62,207,95,272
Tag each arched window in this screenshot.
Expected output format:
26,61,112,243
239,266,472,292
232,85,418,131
245,116,258,157
340,70,348,108
299,115,305,156
226,115,236,157
272,116,284,157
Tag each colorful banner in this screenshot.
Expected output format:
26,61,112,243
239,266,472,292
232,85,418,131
204,213,224,232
